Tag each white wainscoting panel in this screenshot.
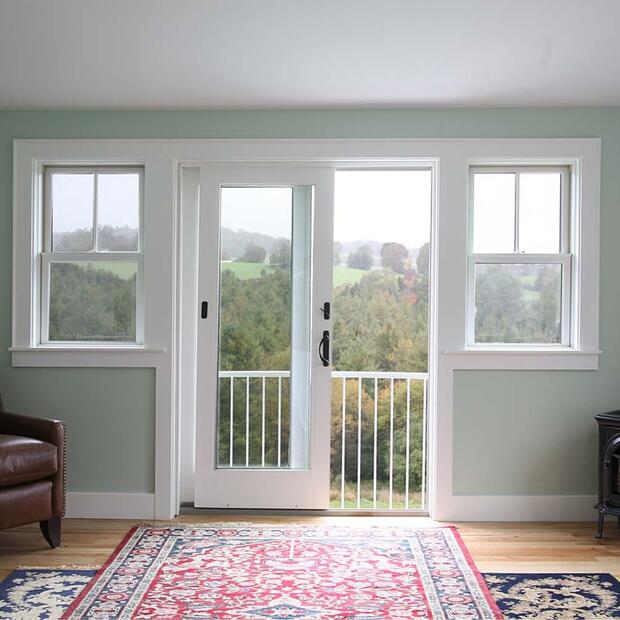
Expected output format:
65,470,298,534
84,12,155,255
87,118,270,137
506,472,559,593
66,492,156,519
442,494,598,522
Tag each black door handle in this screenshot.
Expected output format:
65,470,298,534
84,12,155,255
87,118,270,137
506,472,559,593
319,330,330,367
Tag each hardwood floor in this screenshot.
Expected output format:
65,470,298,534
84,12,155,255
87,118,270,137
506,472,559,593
1,517,619,582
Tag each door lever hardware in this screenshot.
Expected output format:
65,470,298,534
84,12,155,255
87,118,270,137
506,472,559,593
319,330,330,367
320,302,330,320
201,301,208,319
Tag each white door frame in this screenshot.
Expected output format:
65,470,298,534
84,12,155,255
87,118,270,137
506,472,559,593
178,155,440,515
193,164,334,508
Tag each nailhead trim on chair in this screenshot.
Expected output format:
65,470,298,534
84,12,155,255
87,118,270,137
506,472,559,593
61,420,67,517
0,394,67,517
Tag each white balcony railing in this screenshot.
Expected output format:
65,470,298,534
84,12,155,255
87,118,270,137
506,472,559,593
218,370,429,511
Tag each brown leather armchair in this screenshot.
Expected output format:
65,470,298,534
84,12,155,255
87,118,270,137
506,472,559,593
0,401,66,548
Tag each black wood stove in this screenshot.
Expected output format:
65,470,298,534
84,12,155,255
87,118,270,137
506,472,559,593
595,410,620,538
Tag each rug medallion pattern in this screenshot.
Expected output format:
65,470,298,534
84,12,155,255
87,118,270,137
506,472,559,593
63,524,501,619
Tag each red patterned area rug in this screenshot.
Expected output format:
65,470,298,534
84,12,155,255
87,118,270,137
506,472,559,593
63,523,502,619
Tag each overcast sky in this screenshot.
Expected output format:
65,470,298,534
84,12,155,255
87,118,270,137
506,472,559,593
221,170,432,249
52,172,140,234
334,170,431,247
52,170,559,255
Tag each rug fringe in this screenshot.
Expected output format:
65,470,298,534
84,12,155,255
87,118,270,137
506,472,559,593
16,564,100,570
130,520,455,529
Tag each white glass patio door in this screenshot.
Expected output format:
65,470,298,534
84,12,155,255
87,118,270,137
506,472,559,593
194,165,334,508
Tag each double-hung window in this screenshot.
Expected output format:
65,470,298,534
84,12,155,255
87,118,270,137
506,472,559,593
468,166,571,347
41,167,144,344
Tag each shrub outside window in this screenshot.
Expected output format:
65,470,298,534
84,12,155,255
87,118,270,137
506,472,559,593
468,166,571,347
42,167,143,344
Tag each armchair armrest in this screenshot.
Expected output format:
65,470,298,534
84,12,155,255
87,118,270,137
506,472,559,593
0,410,66,517
0,410,65,447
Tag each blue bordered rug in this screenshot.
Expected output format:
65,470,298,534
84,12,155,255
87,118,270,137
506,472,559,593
0,568,95,619
485,573,620,619
1,569,620,619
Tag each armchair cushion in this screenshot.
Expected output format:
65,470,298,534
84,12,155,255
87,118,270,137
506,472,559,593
0,411,65,517
0,434,58,489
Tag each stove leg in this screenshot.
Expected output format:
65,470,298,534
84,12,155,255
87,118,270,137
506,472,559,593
596,509,605,539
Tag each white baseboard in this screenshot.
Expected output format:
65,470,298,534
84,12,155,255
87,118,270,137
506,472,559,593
64,491,598,521
66,492,155,519
441,494,598,522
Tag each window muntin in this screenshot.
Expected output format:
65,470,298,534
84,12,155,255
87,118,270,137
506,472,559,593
42,167,143,344
468,166,571,347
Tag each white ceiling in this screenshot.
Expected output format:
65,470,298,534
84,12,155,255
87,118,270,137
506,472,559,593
1,0,620,109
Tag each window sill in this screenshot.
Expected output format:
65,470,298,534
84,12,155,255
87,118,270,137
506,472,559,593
10,345,166,368
441,348,600,370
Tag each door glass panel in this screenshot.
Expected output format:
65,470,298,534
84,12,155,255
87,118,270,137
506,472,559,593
331,171,431,509
216,186,312,469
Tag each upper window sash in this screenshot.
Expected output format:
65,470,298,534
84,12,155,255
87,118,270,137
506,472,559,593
43,166,144,254
468,165,571,256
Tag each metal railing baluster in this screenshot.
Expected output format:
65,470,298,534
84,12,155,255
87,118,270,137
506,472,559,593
277,376,282,468
405,378,411,510
422,378,428,510
341,377,346,509
373,377,378,509
229,376,234,467
245,377,250,467
357,377,362,509
261,377,266,467
389,377,394,510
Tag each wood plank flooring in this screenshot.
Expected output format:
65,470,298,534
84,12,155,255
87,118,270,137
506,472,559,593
1,517,619,582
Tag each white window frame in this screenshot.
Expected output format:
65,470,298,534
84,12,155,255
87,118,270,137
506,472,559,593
466,165,572,348
40,166,145,345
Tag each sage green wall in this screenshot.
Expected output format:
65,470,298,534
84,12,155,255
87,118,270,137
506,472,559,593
1,109,619,496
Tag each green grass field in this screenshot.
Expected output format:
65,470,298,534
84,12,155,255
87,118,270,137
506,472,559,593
330,480,424,510
333,266,366,287
89,262,137,280
85,260,368,286
222,261,367,287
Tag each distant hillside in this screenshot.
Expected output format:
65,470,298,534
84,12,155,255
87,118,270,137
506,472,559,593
339,240,383,256
221,227,280,259
339,240,419,261
221,229,420,263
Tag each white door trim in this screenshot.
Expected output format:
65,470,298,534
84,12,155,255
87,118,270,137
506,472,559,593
12,138,600,520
